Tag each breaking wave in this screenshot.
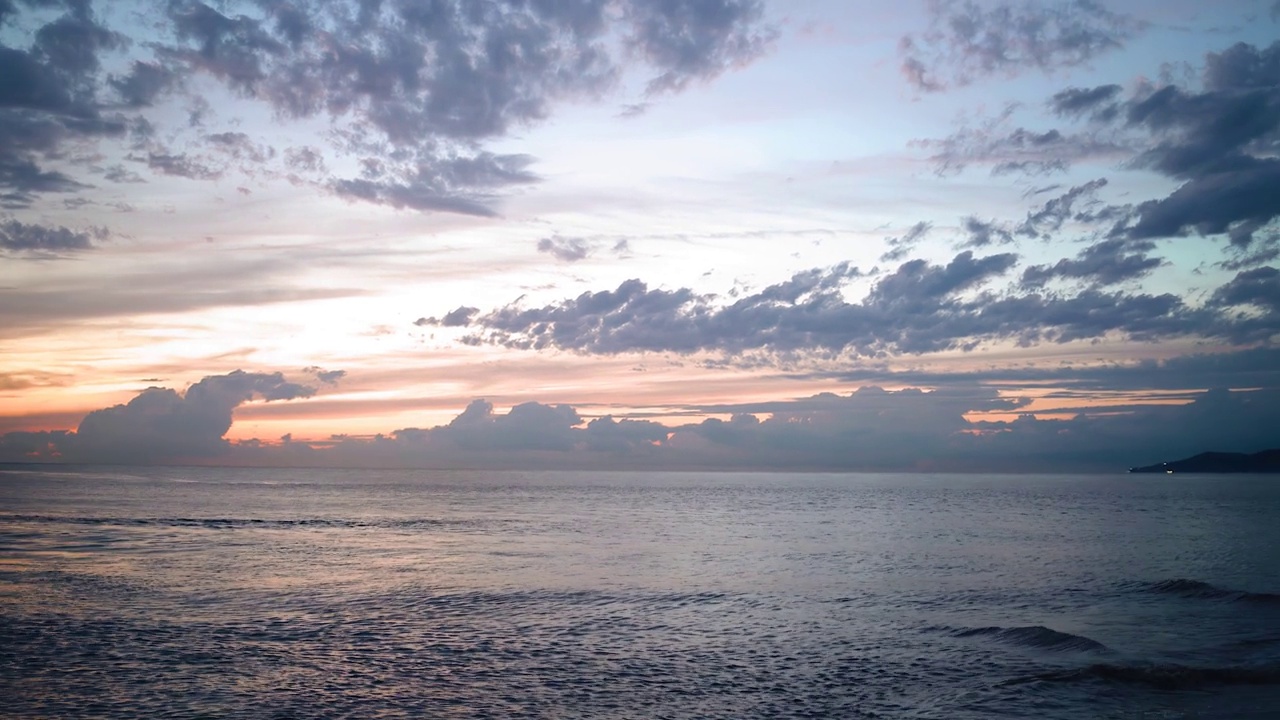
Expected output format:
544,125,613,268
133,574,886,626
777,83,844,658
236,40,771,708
944,625,1111,653
1137,578,1280,604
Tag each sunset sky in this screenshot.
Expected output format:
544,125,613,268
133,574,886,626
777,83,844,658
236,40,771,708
2,0,1279,470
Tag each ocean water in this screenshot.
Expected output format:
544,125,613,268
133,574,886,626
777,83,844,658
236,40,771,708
2,466,1279,719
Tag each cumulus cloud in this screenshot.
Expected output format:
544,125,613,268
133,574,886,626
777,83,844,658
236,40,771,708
69,370,315,463
899,0,1143,92
426,398,584,452
7,383,1277,472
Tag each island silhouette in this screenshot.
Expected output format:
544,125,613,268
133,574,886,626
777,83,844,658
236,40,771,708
1128,449,1280,474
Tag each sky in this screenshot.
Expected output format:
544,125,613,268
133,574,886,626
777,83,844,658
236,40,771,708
1,0,1279,471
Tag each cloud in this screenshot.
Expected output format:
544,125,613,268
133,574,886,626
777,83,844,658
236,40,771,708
330,153,537,216
0,10,128,208
537,236,592,262
1218,231,1280,270
958,215,1013,247
1016,178,1111,238
416,306,479,328
825,347,1280,394
306,368,346,385
624,0,779,95
899,0,1143,92
536,235,632,262
1048,83,1123,120
1020,237,1161,287
0,219,105,255
1211,266,1280,314
423,398,584,452
880,221,930,262
11,383,1279,472
110,61,178,107
1127,161,1280,245
0,0,777,216
68,370,315,463
931,40,1280,249
919,106,1131,177
423,250,1253,356
144,151,222,180
0,253,368,341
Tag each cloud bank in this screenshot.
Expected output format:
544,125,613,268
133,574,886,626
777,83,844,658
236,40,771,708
3,370,1278,472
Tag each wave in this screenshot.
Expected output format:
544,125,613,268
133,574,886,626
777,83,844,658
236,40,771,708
1138,578,1280,604
945,625,1110,653
1003,662,1280,691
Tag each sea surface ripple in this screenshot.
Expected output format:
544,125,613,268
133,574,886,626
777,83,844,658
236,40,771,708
2,466,1278,718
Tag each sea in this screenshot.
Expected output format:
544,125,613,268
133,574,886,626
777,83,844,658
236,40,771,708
2,465,1278,719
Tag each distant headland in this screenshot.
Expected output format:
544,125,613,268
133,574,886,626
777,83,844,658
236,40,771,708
1129,449,1280,474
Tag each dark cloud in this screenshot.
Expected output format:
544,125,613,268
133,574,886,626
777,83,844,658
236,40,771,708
624,0,779,95
825,347,1280,394
426,250,1236,356
538,236,592,262
68,370,315,463
1020,238,1161,287
1118,42,1280,242
5,380,1278,471
1049,84,1122,120
331,153,536,217
880,221,930,262
899,0,1143,92
32,11,124,76
205,131,273,164
0,9,130,207
1218,231,1280,270
924,40,1280,253
0,156,85,207
1211,266,1280,314
0,0,777,215
0,219,103,254
306,368,346,385
1128,161,1280,244
958,215,1013,247
109,61,177,107
424,399,584,452
145,151,222,180
1016,178,1111,238
582,415,670,453
416,306,479,328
